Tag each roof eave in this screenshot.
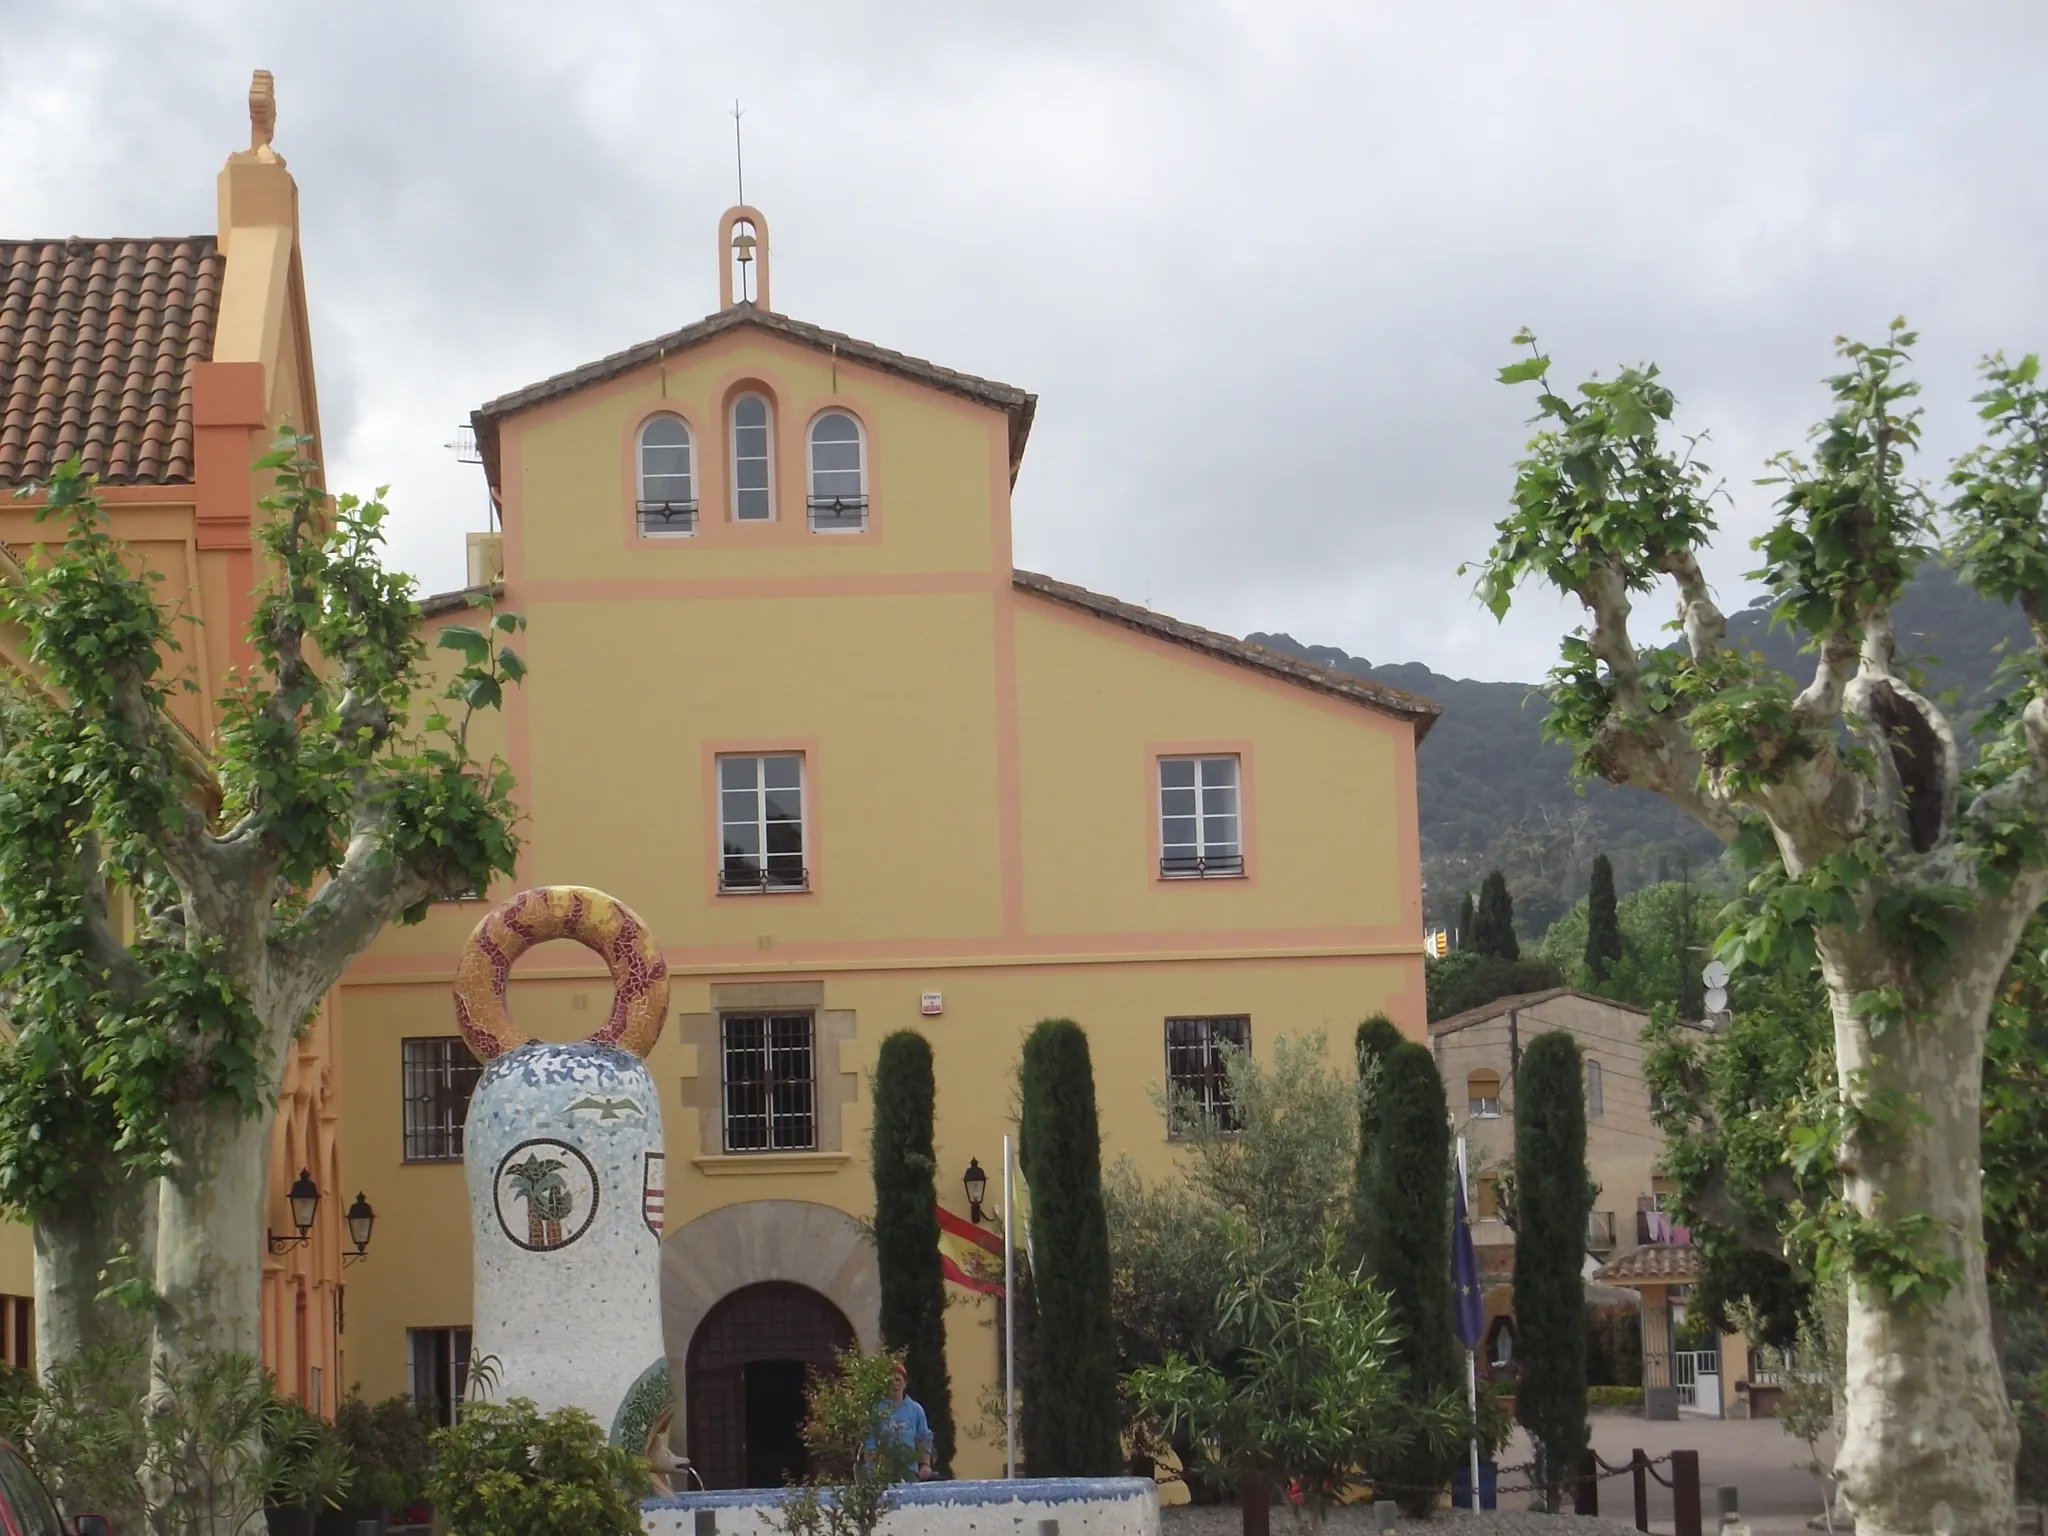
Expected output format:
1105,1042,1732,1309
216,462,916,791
470,304,1036,501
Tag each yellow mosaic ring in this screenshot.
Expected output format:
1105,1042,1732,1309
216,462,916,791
454,886,669,1062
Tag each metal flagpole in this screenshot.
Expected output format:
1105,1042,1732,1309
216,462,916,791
1459,1136,1481,1511
1003,1132,1016,1479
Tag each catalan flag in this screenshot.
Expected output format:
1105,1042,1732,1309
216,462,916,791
936,1204,1004,1295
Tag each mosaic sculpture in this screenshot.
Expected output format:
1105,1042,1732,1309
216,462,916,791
456,886,670,1434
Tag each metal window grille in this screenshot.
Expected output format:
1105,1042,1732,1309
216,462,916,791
807,411,867,530
1164,1015,1250,1136
402,1037,483,1162
1585,1056,1605,1118
718,754,807,892
638,415,697,535
721,1013,817,1152
0,1296,29,1371
406,1326,472,1428
1159,756,1243,877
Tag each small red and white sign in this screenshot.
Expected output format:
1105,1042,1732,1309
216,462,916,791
642,1152,667,1236
921,992,944,1016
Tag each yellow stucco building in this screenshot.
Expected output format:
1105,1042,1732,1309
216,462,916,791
0,77,1441,1486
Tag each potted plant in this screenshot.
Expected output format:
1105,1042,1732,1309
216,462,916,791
263,1398,353,1536
324,1393,433,1535
1451,1381,1516,1512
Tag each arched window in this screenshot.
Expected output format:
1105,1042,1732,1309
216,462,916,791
730,393,774,522
636,415,695,536
1468,1069,1501,1119
1585,1057,1604,1119
807,411,867,531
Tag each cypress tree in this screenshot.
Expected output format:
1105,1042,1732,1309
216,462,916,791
870,1030,955,1474
1019,1019,1121,1475
1350,1014,1406,1274
1455,891,1476,952
1368,1041,1460,1514
1512,1031,1594,1510
1472,870,1520,961
1584,853,1623,983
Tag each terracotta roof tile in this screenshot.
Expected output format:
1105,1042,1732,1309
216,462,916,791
0,237,221,485
1595,1243,1704,1285
471,302,1037,492
1013,569,1442,740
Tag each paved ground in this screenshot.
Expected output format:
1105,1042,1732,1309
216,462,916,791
1162,1506,1643,1536
1492,1411,1837,1531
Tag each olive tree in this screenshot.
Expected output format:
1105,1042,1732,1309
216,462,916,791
0,443,520,1412
1472,324,2048,1536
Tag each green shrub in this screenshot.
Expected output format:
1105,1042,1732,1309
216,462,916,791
774,1347,917,1536
333,1391,433,1511
870,1030,955,1476
1366,1042,1460,1514
1426,952,1566,1022
1020,1019,1121,1476
1587,1386,1644,1409
426,1398,649,1536
1513,1031,1593,1511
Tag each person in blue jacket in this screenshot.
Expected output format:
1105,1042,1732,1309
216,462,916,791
876,1360,935,1480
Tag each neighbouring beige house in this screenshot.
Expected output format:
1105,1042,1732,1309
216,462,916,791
1430,988,1775,1419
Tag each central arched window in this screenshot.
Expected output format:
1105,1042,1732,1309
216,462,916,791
807,411,867,531
636,415,696,536
730,393,774,522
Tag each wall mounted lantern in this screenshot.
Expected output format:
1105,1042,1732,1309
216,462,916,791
267,1169,321,1253
963,1158,989,1224
344,1192,377,1265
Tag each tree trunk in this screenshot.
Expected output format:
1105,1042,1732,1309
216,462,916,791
33,1170,156,1371
154,1103,272,1372
1826,949,2018,1536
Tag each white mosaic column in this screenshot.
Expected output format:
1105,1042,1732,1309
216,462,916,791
452,887,671,1436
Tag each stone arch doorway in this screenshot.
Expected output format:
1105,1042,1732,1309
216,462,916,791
661,1201,880,1485
687,1282,855,1489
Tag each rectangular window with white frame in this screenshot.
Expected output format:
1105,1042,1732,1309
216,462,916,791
1164,1015,1250,1135
718,753,807,892
721,1012,818,1151
1158,755,1243,877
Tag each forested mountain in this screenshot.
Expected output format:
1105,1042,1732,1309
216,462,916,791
1250,564,2028,939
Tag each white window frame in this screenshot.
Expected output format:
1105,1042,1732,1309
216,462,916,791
636,413,697,536
806,410,868,531
717,753,807,893
1158,755,1243,878
730,392,775,522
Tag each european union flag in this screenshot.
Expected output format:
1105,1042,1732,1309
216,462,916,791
1452,1155,1484,1350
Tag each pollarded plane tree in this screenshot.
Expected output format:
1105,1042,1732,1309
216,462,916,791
0,439,521,1397
1473,324,2048,1536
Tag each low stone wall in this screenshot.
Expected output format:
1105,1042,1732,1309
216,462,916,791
643,1476,1160,1536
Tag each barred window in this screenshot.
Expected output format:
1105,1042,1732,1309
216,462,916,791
402,1037,482,1162
1165,1015,1250,1136
1585,1057,1605,1118
722,1013,817,1152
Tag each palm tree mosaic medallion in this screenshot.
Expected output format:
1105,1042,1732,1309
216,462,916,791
494,1138,600,1251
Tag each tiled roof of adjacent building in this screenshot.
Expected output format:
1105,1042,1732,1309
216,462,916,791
1596,1243,1704,1284
471,302,1038,492
0,237,223,485
1014,570,1441,740
1428,987,1654,1037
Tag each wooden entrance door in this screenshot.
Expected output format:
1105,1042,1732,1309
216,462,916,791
685,1282,856,1489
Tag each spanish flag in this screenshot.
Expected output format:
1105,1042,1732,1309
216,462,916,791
936,1205,1004,1296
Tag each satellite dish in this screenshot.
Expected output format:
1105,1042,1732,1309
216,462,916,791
1704,986,1729,1015
1702,960,1730,990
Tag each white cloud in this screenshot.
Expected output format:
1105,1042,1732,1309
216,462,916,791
4,0,2043,680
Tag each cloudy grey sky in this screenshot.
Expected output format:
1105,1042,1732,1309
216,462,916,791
4,2,2044,682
